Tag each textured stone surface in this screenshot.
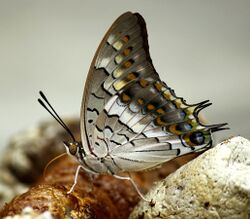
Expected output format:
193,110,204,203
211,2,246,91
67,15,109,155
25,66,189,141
0,155,197,219
130,136,250,219
3,207,52,219
0,167,28,209
0,119,79,208
1,119,79,183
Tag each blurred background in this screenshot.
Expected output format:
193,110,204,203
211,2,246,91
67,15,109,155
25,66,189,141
0,0,249,152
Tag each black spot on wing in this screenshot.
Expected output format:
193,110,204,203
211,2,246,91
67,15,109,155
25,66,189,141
95,124,103,132
133,149,173,153
94,66,110,75
116,133,130,141
116,156,143,163
110,140,122,145
91,92,104,99
87,107,100,115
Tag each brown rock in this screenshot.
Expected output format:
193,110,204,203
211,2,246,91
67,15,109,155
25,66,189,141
0,183,119,219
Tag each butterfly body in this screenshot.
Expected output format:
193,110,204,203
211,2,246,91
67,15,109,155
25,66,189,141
64,141,121,174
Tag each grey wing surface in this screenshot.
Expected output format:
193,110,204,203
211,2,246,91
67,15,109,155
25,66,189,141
80,12,227,171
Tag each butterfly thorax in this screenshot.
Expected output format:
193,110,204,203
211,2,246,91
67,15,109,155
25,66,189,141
64,141,120,174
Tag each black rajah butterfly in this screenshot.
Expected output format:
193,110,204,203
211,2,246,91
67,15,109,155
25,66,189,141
38,12,227,200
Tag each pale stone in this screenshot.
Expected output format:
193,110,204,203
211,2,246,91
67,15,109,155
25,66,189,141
3,207,53,219
129,136,250,219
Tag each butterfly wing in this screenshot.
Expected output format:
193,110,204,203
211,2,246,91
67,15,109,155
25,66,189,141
80,12,227,171
80,12,141,154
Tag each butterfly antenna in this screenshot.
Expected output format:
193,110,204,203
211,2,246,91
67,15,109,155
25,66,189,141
38,91,76,142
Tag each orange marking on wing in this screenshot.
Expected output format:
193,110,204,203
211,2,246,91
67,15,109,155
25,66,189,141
123,47,132,56
122,35,130,43
121,93,131,102
147,104,155,111
137,98,144,105
139,79,149,87
156,108,165,115
154,82,163,91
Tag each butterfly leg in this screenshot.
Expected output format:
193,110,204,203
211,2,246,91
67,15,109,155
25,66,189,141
67,165,83,194
67,165,96,194
113,174,150,202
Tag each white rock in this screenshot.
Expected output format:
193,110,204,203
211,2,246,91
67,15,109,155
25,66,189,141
3,207,53,219
129,136,250,219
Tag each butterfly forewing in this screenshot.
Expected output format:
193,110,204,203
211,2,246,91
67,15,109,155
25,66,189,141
80,12,153,153
80,12,226,171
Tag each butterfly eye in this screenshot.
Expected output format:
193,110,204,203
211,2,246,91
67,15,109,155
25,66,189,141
69,143,78,155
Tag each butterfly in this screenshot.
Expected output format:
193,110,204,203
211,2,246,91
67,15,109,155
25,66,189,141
38,12,227,200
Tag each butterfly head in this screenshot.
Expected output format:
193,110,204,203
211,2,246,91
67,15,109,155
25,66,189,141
63,141,81,157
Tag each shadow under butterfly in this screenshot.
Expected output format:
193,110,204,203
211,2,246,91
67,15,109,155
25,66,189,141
38,12,228,201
